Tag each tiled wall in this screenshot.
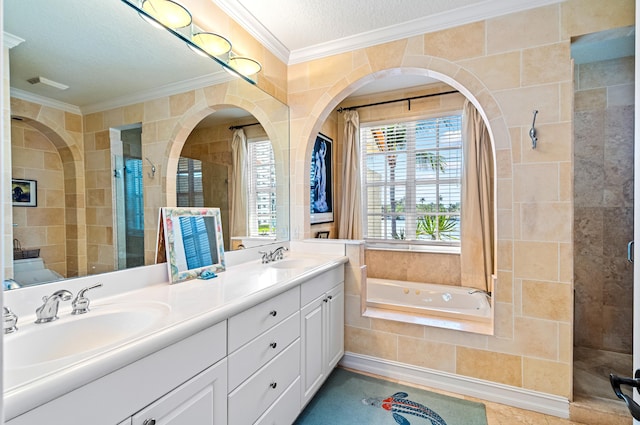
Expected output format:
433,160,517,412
574,55,635,354
11,120,67,277
288,0,634,399
9,100,86,279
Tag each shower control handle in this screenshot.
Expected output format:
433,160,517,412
610,370,640,419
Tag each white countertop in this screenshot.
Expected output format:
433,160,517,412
3,251,348,420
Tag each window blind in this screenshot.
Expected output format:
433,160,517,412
247,140,277,237
360,114,462,243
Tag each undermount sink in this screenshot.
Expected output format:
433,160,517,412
5,301,170,369
267,258,318,269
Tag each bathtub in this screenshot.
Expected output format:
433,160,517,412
365,278,492,322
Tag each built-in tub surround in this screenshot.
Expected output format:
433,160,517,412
2,243,348,421
365,278,492,321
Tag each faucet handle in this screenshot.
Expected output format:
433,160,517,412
259,251,270,264
3,306,18,334
72,283,103,315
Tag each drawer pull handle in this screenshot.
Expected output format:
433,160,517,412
270,382,277,389
269,310,277,317
270,342,277,349
327,295,333,300
143,419,156,425
323,298,328,303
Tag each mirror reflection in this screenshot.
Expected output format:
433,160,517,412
178,110,278,251
3,1,290,290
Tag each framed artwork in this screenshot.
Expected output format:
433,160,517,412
310,133,333,224
315,231,330,239
12,179,37,207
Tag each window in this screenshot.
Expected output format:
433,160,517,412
124,157,144,232
360,114,462,246
247,140,277,237
176,157,204,207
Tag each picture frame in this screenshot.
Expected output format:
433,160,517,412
159,207,226,284
315,231,330,239
12,179,37,207
310,133,334,224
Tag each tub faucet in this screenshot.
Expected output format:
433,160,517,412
35,289,73,323
3,306,18,334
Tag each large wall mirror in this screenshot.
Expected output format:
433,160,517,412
3,0,290,290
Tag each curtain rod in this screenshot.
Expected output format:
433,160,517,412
337,90,458,113
229,122,261,130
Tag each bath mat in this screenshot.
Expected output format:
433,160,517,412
295,368,488,425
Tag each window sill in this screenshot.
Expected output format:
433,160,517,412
365,243,460,255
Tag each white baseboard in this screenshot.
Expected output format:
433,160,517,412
340,352,569,419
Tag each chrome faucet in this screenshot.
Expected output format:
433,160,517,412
259,246,288,263
3,306,18,334
72,283,103,315
35,290,73,323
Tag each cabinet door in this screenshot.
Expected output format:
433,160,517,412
325,282,345,371
300,295,325,407
132,359,227,425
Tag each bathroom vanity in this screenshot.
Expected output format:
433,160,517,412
3,250,347,425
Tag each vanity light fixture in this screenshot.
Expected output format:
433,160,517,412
141,0,192,29
190,32,232,57
121,0,261,82
227,56,262,77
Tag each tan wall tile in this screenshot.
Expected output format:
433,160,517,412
522,280,572,322
345,326,398,361
460,51,520,91
513,163,559,202
456,347,522,387
487,5,559,54
520,202,572,242
398,336,456,372
522,43,571,86
490,317,558,360
561,0,634,39
424,21,485,61
514,241,558,281
523,357,571,397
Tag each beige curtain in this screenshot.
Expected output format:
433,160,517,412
338,110,362,239
230,129,248,237
461,100,494,291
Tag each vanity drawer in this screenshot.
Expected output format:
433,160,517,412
228,339,300,425
228,286,300,352
254,377,301,425
228,311,300,391
300,264,344,306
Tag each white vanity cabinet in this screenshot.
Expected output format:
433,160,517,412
6,322,228,425
227,286,302,425
5,260,347,425
299,266,345,407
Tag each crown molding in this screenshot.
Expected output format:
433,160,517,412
3,31,25,49
82,71,235,114
215,0,562,66
212,0,290,64
10,88,82,115
11,71,236,116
